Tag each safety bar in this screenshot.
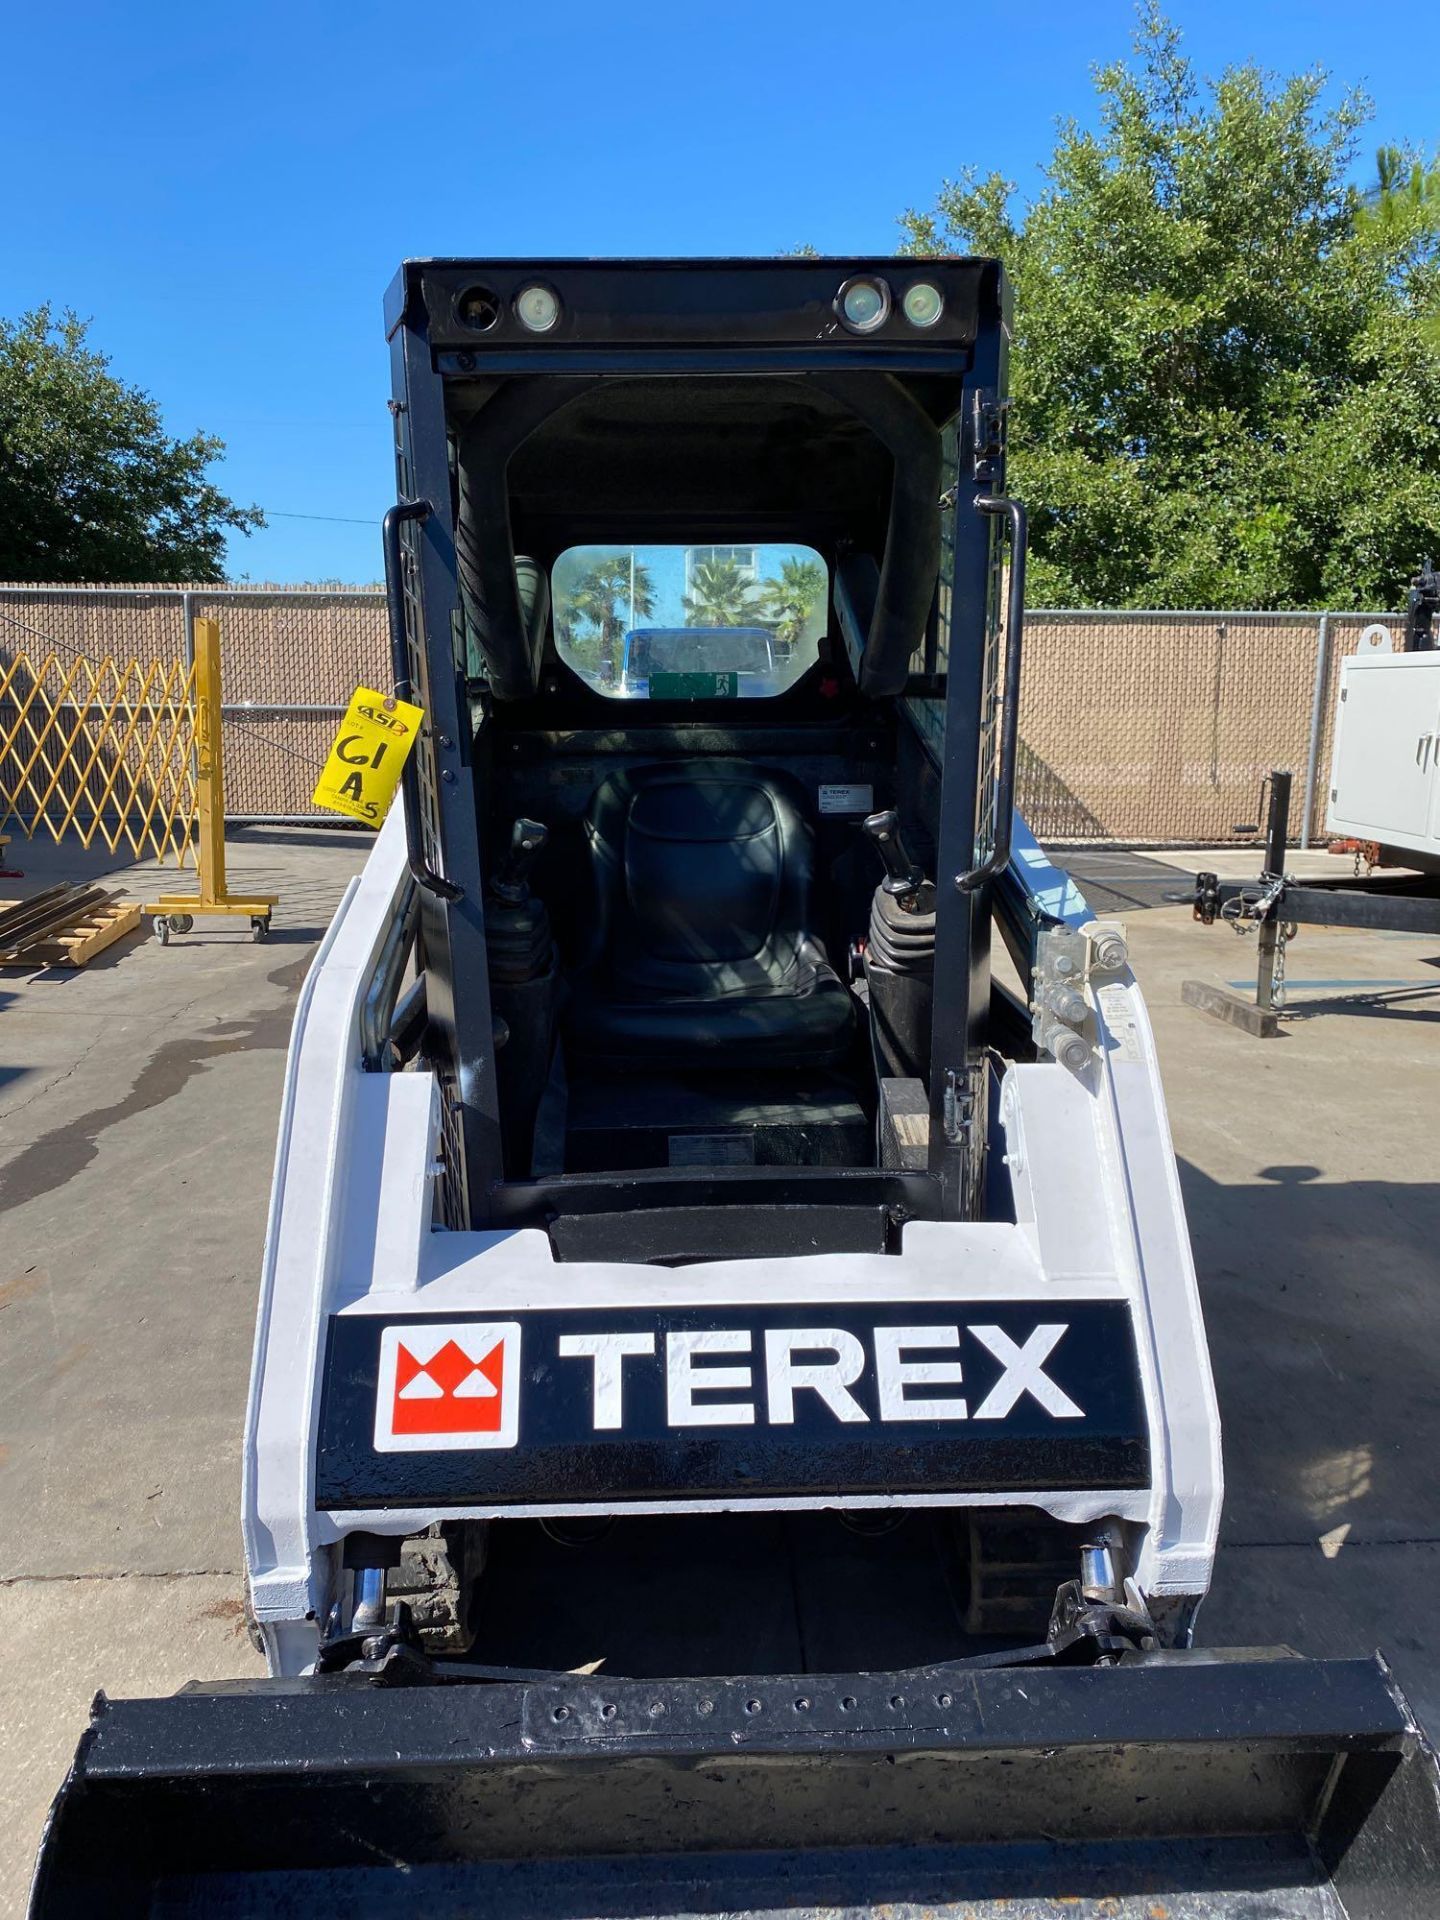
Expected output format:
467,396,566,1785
382,500,463,902
956,495,1028,893
358,876,419,1070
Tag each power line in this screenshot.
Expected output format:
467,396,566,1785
0,604,361,771
261,510,377,526
0,603,90,660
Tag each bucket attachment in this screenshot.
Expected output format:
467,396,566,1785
30,1650,1440,1918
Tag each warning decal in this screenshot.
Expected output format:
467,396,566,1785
313,688,424,827
374,1321,521,1453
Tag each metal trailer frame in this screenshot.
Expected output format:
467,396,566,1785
1185,768,1440,1037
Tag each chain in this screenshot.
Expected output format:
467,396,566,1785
1219,872,1286,933
1218,873,1299,1009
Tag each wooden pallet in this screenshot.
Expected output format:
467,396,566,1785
0,886,142,968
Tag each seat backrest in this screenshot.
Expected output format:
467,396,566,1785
581,762,816,997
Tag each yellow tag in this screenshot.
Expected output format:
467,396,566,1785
313,688,425,826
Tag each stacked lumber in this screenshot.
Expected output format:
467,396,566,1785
0,884,141,968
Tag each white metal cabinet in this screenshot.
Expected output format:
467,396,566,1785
1327,651,1440,859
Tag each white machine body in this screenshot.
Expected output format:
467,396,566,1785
242,806,1222,1677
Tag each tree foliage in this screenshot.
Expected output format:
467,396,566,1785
682,555,764,626
901,6,1440,609
0,307,262,583
760,556,826,653
555,552,657,678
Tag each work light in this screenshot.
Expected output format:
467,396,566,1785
455,286,501,332
902,281,944,328
836,276,890,333
515,284,561,332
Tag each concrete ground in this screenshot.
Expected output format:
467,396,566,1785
0,824,369,1916
1052,848,1440,1736
1,828,1438,1911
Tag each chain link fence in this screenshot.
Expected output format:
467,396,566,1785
0,583,1401,844
1016,608,1396,844
0,585,388,824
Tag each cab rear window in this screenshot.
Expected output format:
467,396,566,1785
552,544,826,699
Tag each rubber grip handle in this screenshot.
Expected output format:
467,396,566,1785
863,809,924,897
493,817,548,898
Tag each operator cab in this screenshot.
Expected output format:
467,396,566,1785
386,257,1026,1257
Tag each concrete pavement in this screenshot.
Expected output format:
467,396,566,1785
0,825,369,1915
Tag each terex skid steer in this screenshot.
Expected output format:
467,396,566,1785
32,260,1440,1915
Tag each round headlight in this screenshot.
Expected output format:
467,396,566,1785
515,284,561,333
837,276,890,333
902,281,945,328
455,285,501,332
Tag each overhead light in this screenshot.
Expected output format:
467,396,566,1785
515,284,561,333
836,276,890,334
902,281,945,328
455,286,502,332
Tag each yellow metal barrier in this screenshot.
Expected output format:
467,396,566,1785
0,615,277,942
146,618,276,942
0,647,198,862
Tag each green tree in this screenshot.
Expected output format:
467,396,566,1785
900,6,1440,609
555,551,656,679
759,555,826,654
1359,145,1440,251
0,307,262,582
683,555,763,625
1357,144,1440,349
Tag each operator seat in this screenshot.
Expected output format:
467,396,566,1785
566,761,854,1070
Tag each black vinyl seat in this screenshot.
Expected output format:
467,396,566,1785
566,761,854,1070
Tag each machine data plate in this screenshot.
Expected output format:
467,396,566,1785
315,1302,1148,1509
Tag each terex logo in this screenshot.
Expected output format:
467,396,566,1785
556,1323,1084,1430
374,1321,521,1452
328,1304,1145,1505
368,1319,1086,1457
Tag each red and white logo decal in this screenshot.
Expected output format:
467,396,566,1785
374,1321,521,1453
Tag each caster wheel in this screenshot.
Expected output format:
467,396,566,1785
250,916,270,942
169,913,194,935
153,916,171,946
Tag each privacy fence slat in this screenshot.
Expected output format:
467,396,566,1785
0,584,1401,844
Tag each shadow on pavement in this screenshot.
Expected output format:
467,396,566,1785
1279,985,1440,1022
1179,1156,1440,1731
1054,848,1198,914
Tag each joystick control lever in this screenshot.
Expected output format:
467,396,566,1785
492,817,548,901
863,808,925,906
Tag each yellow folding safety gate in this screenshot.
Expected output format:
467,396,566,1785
0,615,276,941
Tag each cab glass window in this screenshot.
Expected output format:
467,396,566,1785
552,543,827,699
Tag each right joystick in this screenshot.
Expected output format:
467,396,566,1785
863,808,924,906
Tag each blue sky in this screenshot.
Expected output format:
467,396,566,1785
4,1,1437,584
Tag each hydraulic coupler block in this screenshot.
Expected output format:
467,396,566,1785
1031,922,1128,1074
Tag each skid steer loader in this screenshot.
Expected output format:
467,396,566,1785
31,258,1440,1916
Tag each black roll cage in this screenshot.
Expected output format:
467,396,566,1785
384,256,1016,1229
